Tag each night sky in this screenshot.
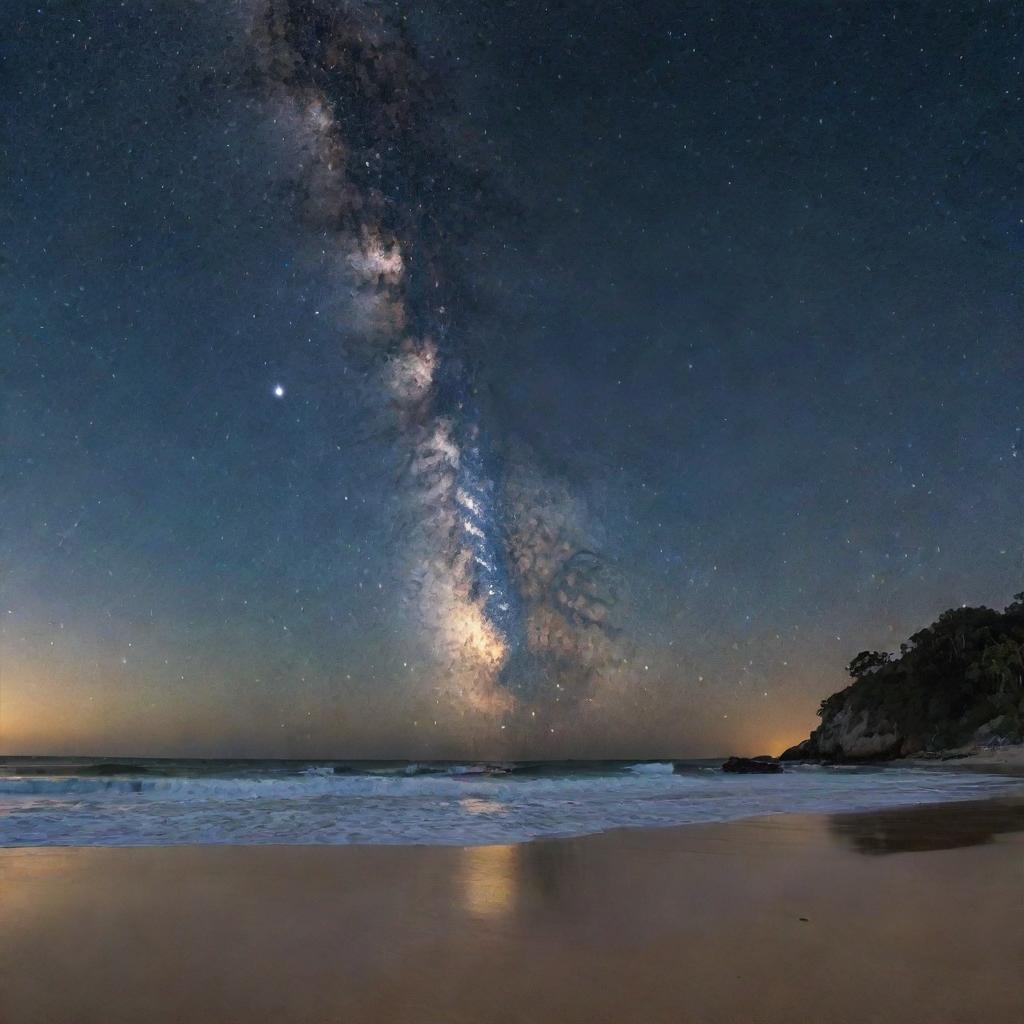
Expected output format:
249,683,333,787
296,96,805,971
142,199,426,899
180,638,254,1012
2,0,1022,759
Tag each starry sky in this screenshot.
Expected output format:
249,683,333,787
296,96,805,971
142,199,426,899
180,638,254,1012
2,0,1022,759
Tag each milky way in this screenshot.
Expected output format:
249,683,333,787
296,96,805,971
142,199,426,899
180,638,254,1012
248,0,624,723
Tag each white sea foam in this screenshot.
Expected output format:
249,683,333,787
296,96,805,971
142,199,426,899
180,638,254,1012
625,761,675,775
0,765,1019,847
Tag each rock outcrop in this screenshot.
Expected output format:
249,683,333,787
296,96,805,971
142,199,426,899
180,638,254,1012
780,703,906,762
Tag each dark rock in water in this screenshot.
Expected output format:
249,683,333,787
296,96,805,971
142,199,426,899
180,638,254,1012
721,756,782,774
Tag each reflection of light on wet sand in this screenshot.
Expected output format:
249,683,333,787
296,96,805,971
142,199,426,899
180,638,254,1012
458,844,519,919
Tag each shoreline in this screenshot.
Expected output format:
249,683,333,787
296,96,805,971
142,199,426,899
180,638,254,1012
3,795,1023,1024
779,742,1024,775
3,759,1022,848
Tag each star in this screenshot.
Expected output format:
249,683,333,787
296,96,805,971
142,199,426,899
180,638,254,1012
272,384,285,398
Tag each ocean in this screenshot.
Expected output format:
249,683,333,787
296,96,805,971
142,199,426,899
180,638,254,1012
1,757,1020,846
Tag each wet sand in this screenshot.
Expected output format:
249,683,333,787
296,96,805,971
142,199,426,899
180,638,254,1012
2,797,1023,1024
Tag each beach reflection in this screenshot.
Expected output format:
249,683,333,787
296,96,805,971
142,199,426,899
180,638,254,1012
458,843,520,918
517,838,582,908
459,796,505,816
828,796,1024,855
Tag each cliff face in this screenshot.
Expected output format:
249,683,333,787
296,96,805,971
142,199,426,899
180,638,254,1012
778,704,917,761
781,598,1024,763
781,701,911,762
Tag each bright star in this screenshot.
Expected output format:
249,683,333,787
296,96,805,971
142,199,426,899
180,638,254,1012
273,384,285,398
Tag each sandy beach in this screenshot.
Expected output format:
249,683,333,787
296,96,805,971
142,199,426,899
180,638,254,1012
2,796,1022,1024
920,744,1024,773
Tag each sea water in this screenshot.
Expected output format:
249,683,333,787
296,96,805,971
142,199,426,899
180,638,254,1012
0,758,1019,846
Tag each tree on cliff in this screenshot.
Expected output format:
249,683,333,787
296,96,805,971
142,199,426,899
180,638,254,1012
847,650,893,679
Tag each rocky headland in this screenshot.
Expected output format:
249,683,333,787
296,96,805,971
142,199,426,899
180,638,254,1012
781,594,1024,764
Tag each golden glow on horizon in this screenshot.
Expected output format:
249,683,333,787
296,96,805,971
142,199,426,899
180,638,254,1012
0,659,88,752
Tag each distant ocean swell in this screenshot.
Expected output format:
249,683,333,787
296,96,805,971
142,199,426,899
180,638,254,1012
0,761,1019,847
